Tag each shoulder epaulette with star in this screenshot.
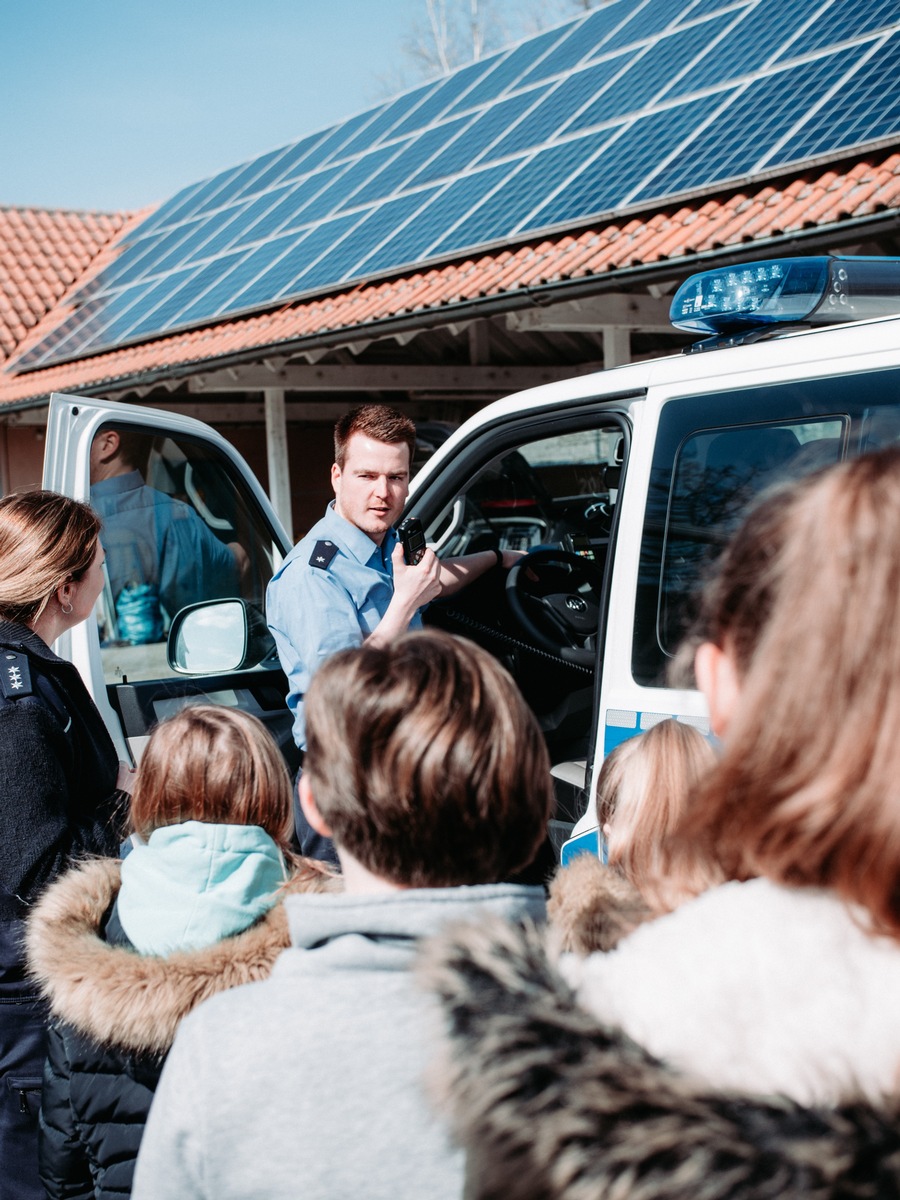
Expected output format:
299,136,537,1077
309,540,339,570
0,650,33,700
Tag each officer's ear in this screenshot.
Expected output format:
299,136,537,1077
330,462,341,496
298,774,333,837
95,429,121,462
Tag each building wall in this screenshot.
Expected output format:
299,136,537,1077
0,424,47,493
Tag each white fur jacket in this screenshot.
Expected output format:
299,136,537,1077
418,859,900,1200
26,854,340,1200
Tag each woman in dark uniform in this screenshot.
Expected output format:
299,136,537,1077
0,490,132,1200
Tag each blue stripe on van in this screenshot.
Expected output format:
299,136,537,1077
604,711,709,755
560,827,599,867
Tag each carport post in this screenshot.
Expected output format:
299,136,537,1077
603,326,631,369
264,388,293,542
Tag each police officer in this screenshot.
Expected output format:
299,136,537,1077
0,491,132,1199
266,404,518,860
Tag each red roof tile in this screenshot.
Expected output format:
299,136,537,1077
3,152,900,407
0,207,133,362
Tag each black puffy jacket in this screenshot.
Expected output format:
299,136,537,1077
27,856,339,1199
0,619,126,1200
0,619,124,948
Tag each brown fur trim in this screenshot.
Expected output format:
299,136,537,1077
25,856,341,1056
547,855,651,954
418,916,900,1200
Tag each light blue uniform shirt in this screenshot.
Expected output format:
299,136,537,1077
92,471,239,626
266,503,424,749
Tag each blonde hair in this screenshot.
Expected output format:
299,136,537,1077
304,630,553,887
130,706,293,848
0,490,101,627
672,448,900,938
598,720,719,913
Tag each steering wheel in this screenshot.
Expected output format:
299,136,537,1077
505,548,602,667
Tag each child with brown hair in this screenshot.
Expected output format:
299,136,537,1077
27,705,337,1199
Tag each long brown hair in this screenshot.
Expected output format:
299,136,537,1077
130,706,293,848
671,448,900,937
599,720,720,913
0,490,100,627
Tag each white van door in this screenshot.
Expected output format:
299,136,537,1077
42,392,294,767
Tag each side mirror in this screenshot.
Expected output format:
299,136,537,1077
167,599,276,675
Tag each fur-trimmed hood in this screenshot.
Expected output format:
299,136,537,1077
546,853,652,953
26,856,340,1057
418,915,900,1200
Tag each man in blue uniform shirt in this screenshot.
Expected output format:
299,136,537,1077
267,405,518,856
90,427,242,644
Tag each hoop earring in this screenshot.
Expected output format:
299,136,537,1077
60,601,74,615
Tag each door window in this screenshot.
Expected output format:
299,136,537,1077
421,419,626,776
90,423,280,685
658,418,843,665
425,426,624,565
634,365,900,685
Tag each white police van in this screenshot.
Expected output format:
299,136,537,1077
44,256,900,861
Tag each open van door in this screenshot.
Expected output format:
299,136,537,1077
42,392,295,768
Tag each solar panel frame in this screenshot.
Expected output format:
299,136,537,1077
566,12,736,132
776,0,900,59
673,0,831,94
430,127,624,253
405,87,550,185
190,231,302,316
599,0,684,56
530,90,731,229
352,118,473,202
354,161,515,276
442,26,567,118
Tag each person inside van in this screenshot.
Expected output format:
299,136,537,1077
90,427,243,644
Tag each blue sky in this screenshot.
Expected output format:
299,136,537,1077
2,0,426,212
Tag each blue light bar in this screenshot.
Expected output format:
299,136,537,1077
670,256,900,339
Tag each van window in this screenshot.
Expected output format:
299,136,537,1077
658,418,843,664
633,365,900,685
425,426,623,562
90,424,279,685
423,418,625,772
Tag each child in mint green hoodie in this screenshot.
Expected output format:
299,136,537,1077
27,705,339,1200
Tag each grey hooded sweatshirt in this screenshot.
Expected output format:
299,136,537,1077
132,884,546,1200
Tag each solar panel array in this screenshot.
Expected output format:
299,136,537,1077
16,0,900,370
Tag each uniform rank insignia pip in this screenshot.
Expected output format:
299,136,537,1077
309,540,339,570
0,651,32,700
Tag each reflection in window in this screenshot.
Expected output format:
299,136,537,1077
90,424,279,685
659,419,844,661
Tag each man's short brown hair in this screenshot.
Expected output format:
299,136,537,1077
333,404,416,468
303,630,553,887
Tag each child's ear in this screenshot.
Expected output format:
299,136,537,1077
298,774,333,837
694,640,741,739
